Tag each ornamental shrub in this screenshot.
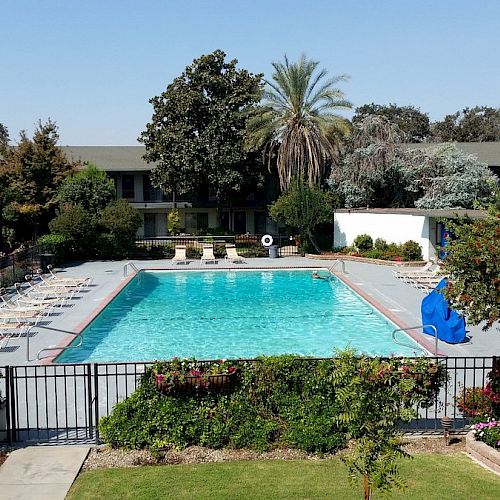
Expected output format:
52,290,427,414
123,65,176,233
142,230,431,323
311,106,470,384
37,233,74,264
354,234,373,251
98,354,446,459
400,240,423,261
374,238,388,251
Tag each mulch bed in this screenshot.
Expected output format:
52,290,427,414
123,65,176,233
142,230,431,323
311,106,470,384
82,437,465,471
0,452,7,467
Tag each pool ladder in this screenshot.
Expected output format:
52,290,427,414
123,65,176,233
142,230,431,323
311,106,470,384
327,259,346,276
392,324,439,356
123,261,139,277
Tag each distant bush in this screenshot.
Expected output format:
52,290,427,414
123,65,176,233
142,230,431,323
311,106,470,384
400,240,423,261
354,234,373,251
37,233,74,264
334,238,423,262
374,238,388,251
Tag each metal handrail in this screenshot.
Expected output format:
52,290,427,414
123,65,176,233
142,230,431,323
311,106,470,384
392,324,439,356
35,330,84,361
123,261,139,277
327,259,346,275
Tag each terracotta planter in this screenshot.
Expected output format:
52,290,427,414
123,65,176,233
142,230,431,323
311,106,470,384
157,371,237,395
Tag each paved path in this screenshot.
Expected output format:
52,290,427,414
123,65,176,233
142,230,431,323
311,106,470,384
0,446,89,499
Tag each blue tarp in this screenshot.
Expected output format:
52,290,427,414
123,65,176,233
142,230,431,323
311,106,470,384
421,278,466,344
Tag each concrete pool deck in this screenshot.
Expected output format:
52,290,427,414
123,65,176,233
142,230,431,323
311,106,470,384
0,257,499,365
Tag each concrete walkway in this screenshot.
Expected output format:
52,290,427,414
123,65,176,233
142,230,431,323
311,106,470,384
0,446,89,499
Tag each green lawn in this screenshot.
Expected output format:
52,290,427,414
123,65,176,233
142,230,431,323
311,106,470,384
67,454,500,500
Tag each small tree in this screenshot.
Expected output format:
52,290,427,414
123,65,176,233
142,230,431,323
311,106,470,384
58,164,115,216
442,193,500,329
167,209,180,235
331,351,447,499
269,178,332,253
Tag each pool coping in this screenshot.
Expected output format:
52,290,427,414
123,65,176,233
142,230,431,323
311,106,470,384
44,265,441,364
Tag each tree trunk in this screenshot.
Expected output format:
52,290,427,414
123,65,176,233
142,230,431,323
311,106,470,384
306,228,321,254
363,473,371,500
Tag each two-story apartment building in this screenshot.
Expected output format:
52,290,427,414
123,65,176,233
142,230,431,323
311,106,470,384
62,146,279,237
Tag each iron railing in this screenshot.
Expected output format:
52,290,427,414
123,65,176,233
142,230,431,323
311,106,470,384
135,235,300,258
0,245,42,288
0,356,498,445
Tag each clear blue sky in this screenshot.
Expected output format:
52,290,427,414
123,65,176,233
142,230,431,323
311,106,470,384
3,0,500,145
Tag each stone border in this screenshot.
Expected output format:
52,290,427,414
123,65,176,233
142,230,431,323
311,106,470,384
305,253,428,267
466,431,500,475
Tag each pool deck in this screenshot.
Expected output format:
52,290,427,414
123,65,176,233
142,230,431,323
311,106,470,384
1,257,499,366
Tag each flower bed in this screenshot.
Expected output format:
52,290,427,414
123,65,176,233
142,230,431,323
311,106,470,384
466,428,500,474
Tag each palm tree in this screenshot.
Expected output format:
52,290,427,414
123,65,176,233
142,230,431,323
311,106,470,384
246,54,351,191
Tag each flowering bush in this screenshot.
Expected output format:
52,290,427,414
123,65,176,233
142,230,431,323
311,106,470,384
152,358,237,395
472,418,500,449
456,386,494,417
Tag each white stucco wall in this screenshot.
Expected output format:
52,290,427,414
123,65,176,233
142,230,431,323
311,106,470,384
333,212,432,261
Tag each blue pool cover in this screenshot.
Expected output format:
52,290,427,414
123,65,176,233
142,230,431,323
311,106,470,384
421,278,466,344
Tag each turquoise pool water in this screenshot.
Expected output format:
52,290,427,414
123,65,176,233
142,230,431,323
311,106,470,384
57,270,423,362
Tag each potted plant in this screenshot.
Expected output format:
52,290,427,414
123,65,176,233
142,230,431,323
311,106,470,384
152,358,238,395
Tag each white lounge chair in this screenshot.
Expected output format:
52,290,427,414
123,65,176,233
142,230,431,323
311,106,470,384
224,244,245,264
172,245,189,265
45,265,92,286
201,244,217,264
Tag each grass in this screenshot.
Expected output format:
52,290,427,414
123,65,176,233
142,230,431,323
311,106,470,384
67,454,500,500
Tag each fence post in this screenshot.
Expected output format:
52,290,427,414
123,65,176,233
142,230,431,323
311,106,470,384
93,363,100,444
5,366,14,445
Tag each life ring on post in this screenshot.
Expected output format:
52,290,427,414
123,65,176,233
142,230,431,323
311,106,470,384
261,234,274,247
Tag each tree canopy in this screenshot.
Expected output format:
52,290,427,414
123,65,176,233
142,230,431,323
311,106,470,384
0,120,75,248
354,103,430,143
431,106,500,142
403,144,498,209
58,164,115,216
329,116,411,208
139,50,265,214
246,54,351,191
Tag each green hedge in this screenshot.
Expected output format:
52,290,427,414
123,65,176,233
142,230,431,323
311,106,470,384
98,354,446,454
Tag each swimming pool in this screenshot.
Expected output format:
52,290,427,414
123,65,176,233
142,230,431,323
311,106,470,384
57,269,423,362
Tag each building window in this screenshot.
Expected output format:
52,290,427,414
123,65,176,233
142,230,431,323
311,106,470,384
143,175,164,202
185,212,209,233
254,212,267,234
143,213,157,238
122,175,135,199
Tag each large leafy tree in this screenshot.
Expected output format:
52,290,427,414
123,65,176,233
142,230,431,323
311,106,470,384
442,192,500,330
0,120,75,246
246,54,351,191
139,50,265,217
353,103,430,143
431,106,500,142
329,116,412,208
404,144,498,209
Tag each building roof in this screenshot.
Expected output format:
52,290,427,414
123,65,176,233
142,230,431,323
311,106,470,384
61,142,500,173
334,207,488,219
61,146,153,171
404,142,500,166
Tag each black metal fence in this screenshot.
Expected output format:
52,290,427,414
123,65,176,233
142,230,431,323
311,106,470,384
135,235,300,259
0,246,42,289
0,356,497,445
